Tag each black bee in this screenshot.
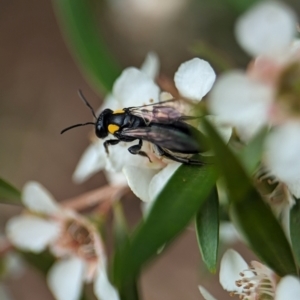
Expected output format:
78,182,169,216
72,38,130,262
61,90,208,165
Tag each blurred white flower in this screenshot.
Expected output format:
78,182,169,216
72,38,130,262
208,1,300,197
235,1,297,57
199,249,300,300
209,1,300,137
6,181,119,300
75,55,216,203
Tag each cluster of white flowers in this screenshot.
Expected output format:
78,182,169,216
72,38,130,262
74,53,217,204
208,1,300,200
6,182,119,300
199,249,300,300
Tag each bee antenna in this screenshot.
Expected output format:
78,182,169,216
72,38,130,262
78,89,97,119
60,122,95,134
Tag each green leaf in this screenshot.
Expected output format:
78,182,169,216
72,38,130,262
195,186,219,273
53,0,121,93
203,120,298,277
290,199,300,267
113,164,216,287
112,203,140,300
0,178,21,205
238,126,269,174
20,250,54,274
223,0,261,13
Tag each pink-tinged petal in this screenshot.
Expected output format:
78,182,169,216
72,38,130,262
113,67,160,107
198,286,218,300
23,181,61,215
73,142,106,183
148,162,181,202
47,257,85,300
208,71,272,140
140,52,160,80
6,215,60,252
235,1,297,57
174,58,216,101
219,249,248,292
275,276,300,300
265,122,300,188
94,264,120,300
123,166,158,202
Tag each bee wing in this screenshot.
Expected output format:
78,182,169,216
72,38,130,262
119,124,200,153
126,99,197,125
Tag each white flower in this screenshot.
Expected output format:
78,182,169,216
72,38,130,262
6,181,119,300
235,1,297,57
199,249,300,300
208,1,299,139
75,55,216,203
208,1,300,198
265,122,300,198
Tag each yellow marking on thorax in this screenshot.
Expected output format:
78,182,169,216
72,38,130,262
113,109,125,114
108,124,120,134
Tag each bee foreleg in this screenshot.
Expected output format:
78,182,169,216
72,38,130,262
104,139,120,154
128,140,152,163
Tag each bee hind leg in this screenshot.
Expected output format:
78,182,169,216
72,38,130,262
128,140,152,163
157,146,204,166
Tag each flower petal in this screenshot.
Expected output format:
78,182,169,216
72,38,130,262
140,52,160,79
106,141,151,172
265,122,300,192
174,58,216,101
219,222,239,244
148,162,181,202
198,286,218,300
123,165,158,202
219,249,248,292
208,71,272,140
235,1,297,57
113,67,160,107
94,264,120,300
47,257,85,300
6,215,60,252
275,276,300,300
104,170,128,186
73,141,106,183
22,181,61,214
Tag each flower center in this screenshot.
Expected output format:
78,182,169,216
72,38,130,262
234,267,276,300
67,220,97,259
276,62,300,117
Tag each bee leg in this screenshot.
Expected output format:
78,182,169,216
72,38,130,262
128,140,152,163
104,139,120,154
157,146,204,166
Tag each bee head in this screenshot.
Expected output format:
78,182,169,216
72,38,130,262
96,109,113,138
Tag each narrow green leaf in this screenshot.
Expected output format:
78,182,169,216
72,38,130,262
195,186,219,273
113,203,140,300
290,200,300,267
113,164,216,287
0,178,21,205
53,0,121,93
203,120,298,277
113,202,130,249
238,127,268,174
